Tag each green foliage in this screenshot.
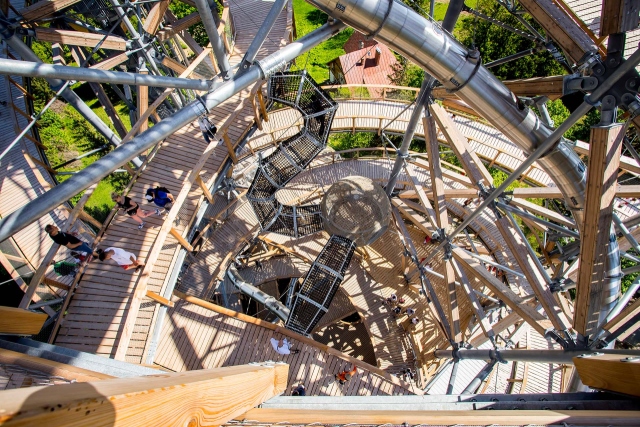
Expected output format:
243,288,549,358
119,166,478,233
456,0,566,80
290,0,353,83
400,0,448,20
169,1,209,47
545,99,601,142
389,57,424,88
328,132,379,155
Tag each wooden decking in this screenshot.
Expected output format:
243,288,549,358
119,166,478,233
154,297,419,396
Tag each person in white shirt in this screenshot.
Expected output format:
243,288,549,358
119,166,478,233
96,247,144,272
198,116,217,144
270,337,300,355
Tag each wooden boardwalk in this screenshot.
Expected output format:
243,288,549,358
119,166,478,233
154,297,419,396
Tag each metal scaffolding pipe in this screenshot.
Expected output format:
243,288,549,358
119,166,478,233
0,59,213,91
227,264,290,321
434,348,640,364
0,22,345,243
461,361,496,394
238,0,288,74
497,201,580,239
446,359,459,394
193,0,231,78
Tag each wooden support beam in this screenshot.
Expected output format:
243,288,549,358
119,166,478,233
156,12,201,41
508,198,576,229
89,52,129,70
430,103,493,187
398,188,479,200
257,236,313,264
160,56,205,80
517,0,598,64
391,199,437,235
195,174,213,203
145,290,175,307
1,363,288,427
495,217,570,330
470,312,520,348
574,353,640,397
19,184,97,309
238,408,640,425
169,227,194,251
402,164,439,229
409,157,474,188
137,69,149,134
0,348,113,382
78,209,103,229
223,131,238,164
600,0,640,37
19,0,82,21
423,114,460,341
433,75,565,101
41,276,71,292
452,248,552,336
574,124,624,336
0,306,47,335
602,298,640,341
575,140,640,176
35,28,127,51
143,0,169,35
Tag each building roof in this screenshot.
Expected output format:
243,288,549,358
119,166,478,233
336,41,398,97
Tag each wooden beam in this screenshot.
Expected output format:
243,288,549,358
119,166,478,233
89,52,129,70
161,56,205,80
145,290,175,307
19,184,97,309
452,248,552,336
430,103,493,187
143,0,169,35
0,348,113,382
410,157,474,187
398,188,479,200
156,12,201,41
433,75,565,101
517,0,598,64
600,0,640,37
195,174,213,203
238,408,640,425
402,164,439,228
391,199,436,235
169,227,194,251
602,297,640,340
574,353,640,397
137,69,149,134
574,124,624,336
1,363,288,427
223,131,238,164
78,209,103,229
495,217,570,330
257,236,312,264
470,312,520,348
19,0,82,21
0,306,47,335
35,28,127,51
509,198,576,229
575,140,640,176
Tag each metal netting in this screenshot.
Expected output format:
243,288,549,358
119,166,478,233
247,71,338,237
285,235,356,335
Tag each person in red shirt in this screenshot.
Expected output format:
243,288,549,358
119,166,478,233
335,364,357,385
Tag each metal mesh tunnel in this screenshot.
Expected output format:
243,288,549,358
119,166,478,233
285,235,356,335
247,71,338,237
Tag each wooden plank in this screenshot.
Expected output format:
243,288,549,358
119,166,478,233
452,248,552,336
35,28,127,51
600,0,640,37
143,0,169,35
0,348,113,382
20,0,82,21
169,227,194,251
238,408,640,425
161,56,205,80
89,52,129,70
574,124,624,336
574,353,640,397
430,103,493,187
145,290,175,307
433,76,565,100
1,363,288,426
509,198,576,228
156,12,202,42
137,69,149,134
495,217,569,330
602,298,640,340
195,174,213,203
0,306,47,334
575,139,640,176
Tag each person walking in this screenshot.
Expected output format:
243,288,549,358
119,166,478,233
95,247,144,272
335,364,357,385
145,186,175,213
45,224,94,254
111,192,155,229
270,337,300,355
198,116,217,144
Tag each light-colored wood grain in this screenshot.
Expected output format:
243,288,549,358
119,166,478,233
0,363,288,427
34,28,127,51
574,353,640,397
0,306,47,335
19,0,82,21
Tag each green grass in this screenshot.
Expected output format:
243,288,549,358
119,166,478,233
290,0,353,83
432,2,449,21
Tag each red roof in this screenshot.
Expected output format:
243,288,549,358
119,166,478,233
336,42,398,97
343,31,378,54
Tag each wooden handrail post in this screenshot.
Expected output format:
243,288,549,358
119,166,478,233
195,174,213,203
170,227,194,251
257,90,269,122
1,363,289,427
252,94,263,130
223,131,238,164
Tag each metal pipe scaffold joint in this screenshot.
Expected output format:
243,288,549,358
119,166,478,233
0,59,214,91
434,348,640,364
0,21,346,243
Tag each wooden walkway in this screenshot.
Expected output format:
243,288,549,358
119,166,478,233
154,297,419,396
54,0,292,363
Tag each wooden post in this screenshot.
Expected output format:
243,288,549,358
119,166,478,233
573,353,640,397
137,69,149,134
0,306,47,335
145,290,175,307
195,174,213,203
252,94,263,130
257,90,269,122
223,131,238,164
0,363,289,427
19,184,97,309
169,227,194,251
574,124,624,336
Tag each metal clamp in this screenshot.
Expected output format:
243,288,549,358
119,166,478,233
366,0,393,40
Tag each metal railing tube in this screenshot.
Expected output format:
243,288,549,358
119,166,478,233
194,0,232,78
434,348,640,364
0,22,345,243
